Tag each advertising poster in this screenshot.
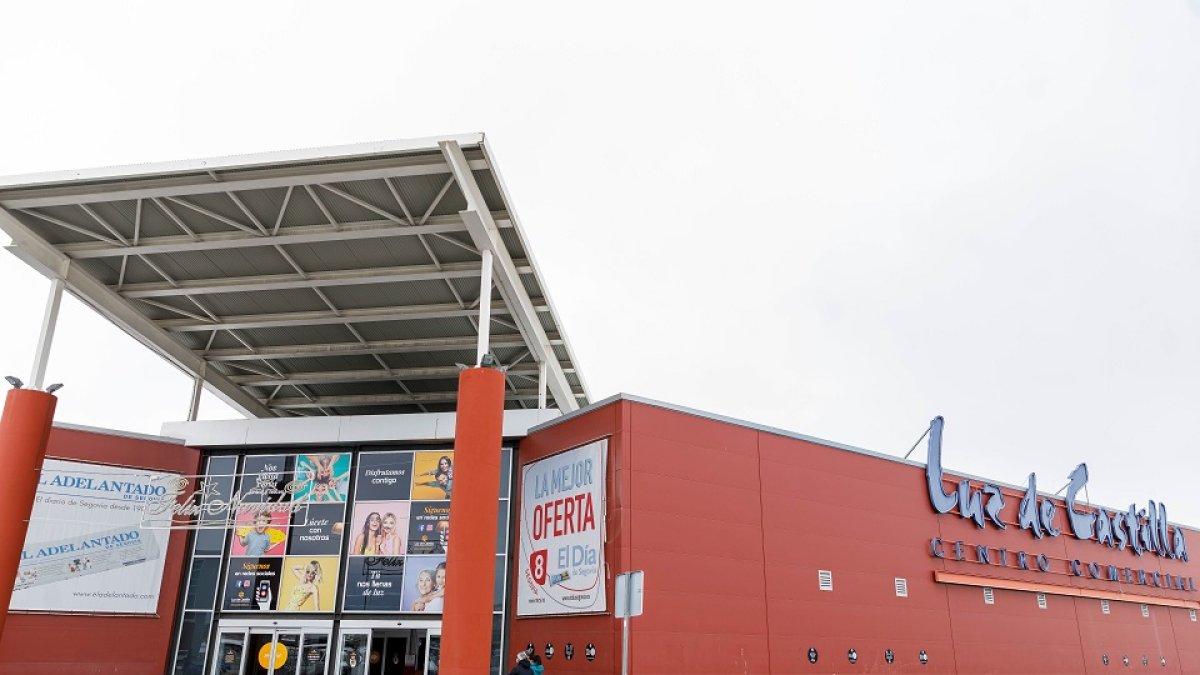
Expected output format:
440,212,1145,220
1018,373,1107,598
293,453,351,502
231,510,289,557
517,440,607,616
224,557,283,610
342,556,405,611
11,458,176,614
276,555,340,612
240,455,295,503
287,503,345,556
407,501,450,555
347,502,410,555
400,555,447,613
411,452,454,500
355,452,412,501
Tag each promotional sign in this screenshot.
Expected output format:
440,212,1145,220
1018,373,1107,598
222,453,351,611
347,502,410,556
12,458,177,613
276,556,340,612
342,556,406,611
517,440,606,616
239,455,295,503
293,453,351,502
287,504,345,556
411,452,454,500
407,502,451,555
354,452,412,501
223,557,283,610
400,555,447,612
230,510,289,557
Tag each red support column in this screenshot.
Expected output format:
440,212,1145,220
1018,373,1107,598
440,367,505,675
0,389,57,640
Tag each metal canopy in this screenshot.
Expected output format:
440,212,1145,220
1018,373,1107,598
0,134,589,417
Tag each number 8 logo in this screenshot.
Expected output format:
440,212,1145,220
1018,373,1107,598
530,550,548,585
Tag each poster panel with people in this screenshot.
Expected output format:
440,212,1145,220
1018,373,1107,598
342,451,454,612
222,452,349,612
347,502,410,556
11,458,177,613
411,452,454,500
516,439,607,616
214,447,506,614
400,555,447,612
276,555,340,612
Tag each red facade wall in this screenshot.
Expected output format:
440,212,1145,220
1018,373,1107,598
0,424,200,675
510,399,1200,674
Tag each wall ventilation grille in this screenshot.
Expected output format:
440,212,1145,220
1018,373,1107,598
1101,600,1111,615
983,587,995,605
818,570,833,592
1141,604,1150,618
894,578,908,597
1037,593,1048,610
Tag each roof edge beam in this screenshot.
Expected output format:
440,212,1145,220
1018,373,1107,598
0,221,271,418
230,364,555,387
265,390,586,409
440,140,579,411
203,334,559,362
0,157,490,210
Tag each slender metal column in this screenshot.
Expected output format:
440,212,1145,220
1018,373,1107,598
29,279,64,390
537,360,548,409
476,249,493,366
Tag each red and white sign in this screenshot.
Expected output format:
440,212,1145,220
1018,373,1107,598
517,440,606,616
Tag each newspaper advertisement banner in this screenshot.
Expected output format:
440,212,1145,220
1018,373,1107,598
12,458,177,613
517,440,606,616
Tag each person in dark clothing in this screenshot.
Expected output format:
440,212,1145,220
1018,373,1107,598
507,652,532,675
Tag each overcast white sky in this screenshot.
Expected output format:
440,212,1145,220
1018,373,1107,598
1,2,1198,524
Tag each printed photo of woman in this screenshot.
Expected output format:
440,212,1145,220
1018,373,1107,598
284,560,323,611
401,555,447,613
351,512,381,555
347,502,409,557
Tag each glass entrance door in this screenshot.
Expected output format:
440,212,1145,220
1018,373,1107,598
213,631,247,675
423,629,440,675
337,631,370,675
245,630,300,675
215,628,328,675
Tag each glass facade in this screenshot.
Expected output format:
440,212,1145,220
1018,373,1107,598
169,447,514,675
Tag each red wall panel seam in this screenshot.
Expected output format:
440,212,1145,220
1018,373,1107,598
1069,588,1093,671
619,400,631,675
754,430,773,673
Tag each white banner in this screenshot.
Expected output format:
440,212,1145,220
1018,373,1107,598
517,440,606,616
11,459,177,614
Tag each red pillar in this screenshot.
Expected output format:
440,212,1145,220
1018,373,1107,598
0,389,57,639
440,367,505,675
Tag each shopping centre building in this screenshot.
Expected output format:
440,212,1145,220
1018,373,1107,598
0,137,1195,674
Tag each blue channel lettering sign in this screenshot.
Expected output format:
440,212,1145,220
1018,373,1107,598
924,416,1194,593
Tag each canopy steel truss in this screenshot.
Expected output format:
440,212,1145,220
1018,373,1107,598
0,135,588,417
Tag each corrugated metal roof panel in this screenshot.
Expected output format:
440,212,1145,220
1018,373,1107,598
0,135,587,416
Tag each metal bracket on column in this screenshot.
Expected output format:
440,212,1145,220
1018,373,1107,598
187,365,206,421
